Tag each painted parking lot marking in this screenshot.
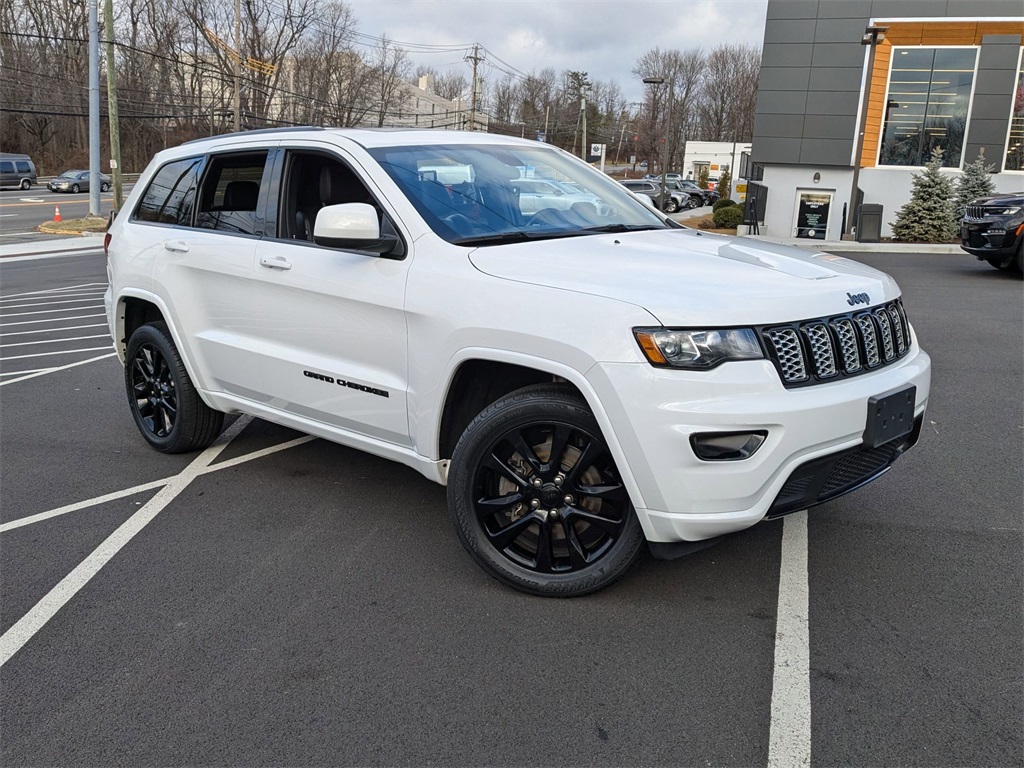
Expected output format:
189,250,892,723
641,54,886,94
0,281,111,376
2,313,105,327
0,323,108,337
0,416,248,668
0,421,324,668
1,334,110,348
768,511,811,768
0,282,106,300
0,352,117,386
0,433,316,534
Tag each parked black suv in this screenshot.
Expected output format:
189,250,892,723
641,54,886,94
959,192,1024,274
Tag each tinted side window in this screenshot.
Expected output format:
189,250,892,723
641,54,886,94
15,161,31,174
134,157,204,225
195,152,268,235
0,162,14,174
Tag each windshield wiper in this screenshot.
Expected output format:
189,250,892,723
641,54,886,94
452,230,587,246
581,224,664,234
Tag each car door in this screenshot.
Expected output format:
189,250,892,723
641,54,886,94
140,151,269,400
250,146,412,447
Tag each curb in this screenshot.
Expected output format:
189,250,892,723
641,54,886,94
36,224,107,236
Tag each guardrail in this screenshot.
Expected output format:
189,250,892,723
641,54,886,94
35,173,141,184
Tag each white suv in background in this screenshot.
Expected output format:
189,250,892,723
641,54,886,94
105,128,931,596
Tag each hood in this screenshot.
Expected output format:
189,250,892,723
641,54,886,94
972,192,1024,206
468,229,901,326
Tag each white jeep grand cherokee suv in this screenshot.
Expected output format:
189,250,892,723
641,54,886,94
105,128,931,596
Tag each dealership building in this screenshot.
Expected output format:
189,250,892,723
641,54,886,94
750,0,1024,241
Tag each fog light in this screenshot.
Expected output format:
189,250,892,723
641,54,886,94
690,431,768,461
987,229,1006,235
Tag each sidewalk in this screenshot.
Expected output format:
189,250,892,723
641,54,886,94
737,233,962,254
0,234,105,260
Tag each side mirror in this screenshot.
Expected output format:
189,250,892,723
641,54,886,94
313,202,398,255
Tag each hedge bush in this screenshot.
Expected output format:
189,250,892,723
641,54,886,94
712,198,736,212
713,204,745,229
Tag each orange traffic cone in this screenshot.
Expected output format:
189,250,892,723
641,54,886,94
53,205,62,223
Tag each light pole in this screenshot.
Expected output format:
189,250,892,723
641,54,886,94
643,76,673,212
845,24,888,239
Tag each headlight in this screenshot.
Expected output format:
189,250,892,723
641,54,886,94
995,207,1021,216
634,328,764,369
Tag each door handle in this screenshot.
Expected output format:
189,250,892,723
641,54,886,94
164,240,189,253
260,255,292,270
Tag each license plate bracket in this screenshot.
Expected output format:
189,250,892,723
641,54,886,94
865,385,916,448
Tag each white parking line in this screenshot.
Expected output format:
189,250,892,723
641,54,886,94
0,283,106,300
0,323,108,337
0,298,105,311
0,351,117,386
0,416,252,668
1,333,110,348
1,313,106,327
1,306,104,319
1,346,113,361
0,433,317,533
768,511,811,768
0,368,49,376
0,292,106,305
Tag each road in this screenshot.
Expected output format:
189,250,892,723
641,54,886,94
0,247,1021,766
0,186,132,245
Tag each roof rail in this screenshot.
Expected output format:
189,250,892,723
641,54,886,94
180,126,327,146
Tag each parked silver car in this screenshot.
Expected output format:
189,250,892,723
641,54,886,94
618,179,689,213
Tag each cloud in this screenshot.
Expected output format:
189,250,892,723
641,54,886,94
347,0,768,100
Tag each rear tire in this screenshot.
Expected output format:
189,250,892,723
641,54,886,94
101,182,110,192
663,197,679,214
448,384,644,597
20,179,30,190
125,321,224,453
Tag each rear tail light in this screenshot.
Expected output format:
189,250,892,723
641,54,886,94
103,232,111,256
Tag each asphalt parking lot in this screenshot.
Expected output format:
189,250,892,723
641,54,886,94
1,248,1021,766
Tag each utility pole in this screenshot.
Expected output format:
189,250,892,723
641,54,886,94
543,104,550,141
234,0,241,131
580,89,588,160
87,0,101,216
103,0,123,210
467,44,482,131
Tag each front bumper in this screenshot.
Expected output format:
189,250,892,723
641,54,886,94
960,218,1023,264
590,344,931,543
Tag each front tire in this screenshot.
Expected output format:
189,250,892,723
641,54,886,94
125,322,224,453
71,183,80,193
448,384,644,597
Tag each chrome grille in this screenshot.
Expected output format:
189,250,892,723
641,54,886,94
856,314,881,367
765,328,808,382
830,318,862,373
802,323,837,378
762,299,912,387
874,308,895,361
886,305,906,354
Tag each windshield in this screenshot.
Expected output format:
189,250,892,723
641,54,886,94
58,171,81,178
368,143,669,245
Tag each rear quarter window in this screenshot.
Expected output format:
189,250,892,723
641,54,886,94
134,157,204,225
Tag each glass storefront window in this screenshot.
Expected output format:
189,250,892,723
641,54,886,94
879,47,977,168
1005,49,1024,171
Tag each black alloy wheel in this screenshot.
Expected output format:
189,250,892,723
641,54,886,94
125,322,224,453
448,385,644,596
71,183,80,193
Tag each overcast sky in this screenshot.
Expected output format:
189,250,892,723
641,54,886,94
347,0,769,102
